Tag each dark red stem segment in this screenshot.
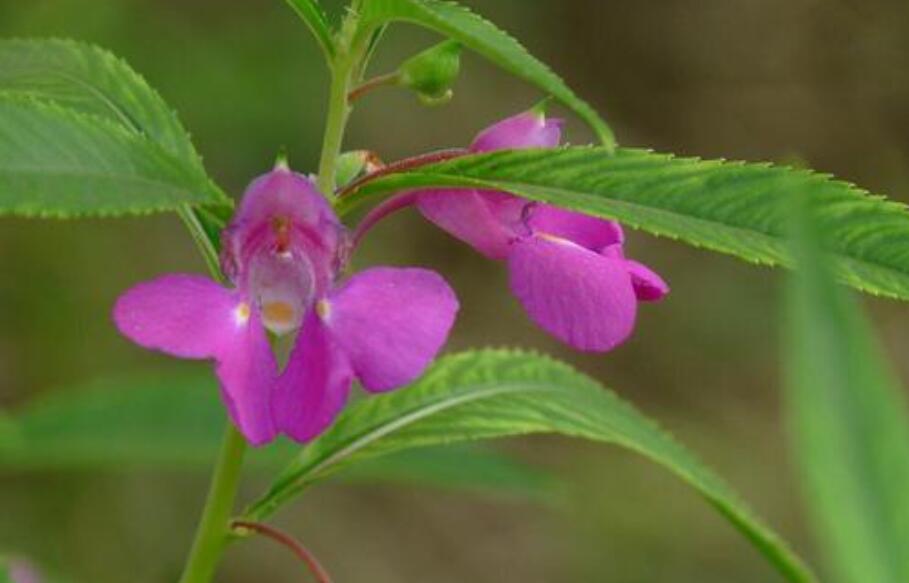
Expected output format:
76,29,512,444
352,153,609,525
347,72,399,103
231,520,333,583
336,148,469,198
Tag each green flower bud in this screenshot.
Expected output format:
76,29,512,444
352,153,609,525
397,40,461,106
334,150,383,189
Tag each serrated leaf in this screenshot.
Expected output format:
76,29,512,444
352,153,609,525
0,38,229,239
358,0,616,149
0,38,203,168
0,370,548,499
340,147,909,301
245,349,816,583
784,202,909,583
284,0,335,60
0,96,225,217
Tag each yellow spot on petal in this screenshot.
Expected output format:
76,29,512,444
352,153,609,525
263,301,296,327
316,299,331,320
234,302,251,325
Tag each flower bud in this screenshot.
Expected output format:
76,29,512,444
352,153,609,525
334,150,383,188
397,40,461,106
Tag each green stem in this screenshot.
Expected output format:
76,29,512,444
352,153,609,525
177,425,248,583
315,7,373,196
316,59,354,195
177,206,222,277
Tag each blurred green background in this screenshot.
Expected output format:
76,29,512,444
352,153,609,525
2,0,908,581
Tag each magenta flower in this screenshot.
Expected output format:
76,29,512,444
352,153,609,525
114,164,458,445
415,109,668,351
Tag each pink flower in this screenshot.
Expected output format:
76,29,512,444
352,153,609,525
114,165,458,445
8,560,42,583
415,109,668,351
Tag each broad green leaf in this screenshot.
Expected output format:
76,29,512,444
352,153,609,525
339,147,909,301
0,38,203,169
357,0,616,149
0,96,225,217
0,38,229,249
246,349,816,583
784,203,909,583
0,370,549,498
284,0,336,61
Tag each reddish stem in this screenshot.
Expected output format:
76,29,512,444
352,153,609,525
347,72,399,103
336,148,468,198
351,191,420,248
231,520,333,583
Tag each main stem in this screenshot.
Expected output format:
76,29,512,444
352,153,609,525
316,59,354,195
177,425,248,583
316,8,368,196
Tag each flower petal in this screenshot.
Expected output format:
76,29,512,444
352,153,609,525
625,259,670,302
113,274,277,445
417,190,515,259
272,311,353,443
323,267,459,392
221,167,345,296
507,237,637,352
113,274,241,359
233,167,338,240
528,204,624,252
214,307,278,446
471,110,563,152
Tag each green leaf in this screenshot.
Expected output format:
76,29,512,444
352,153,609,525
340,147,909,301
0,38,204,169
0,96,225,217
283,0,336,61
357,0,616,149
343,445,553,500
0,37,229,243
0,370,548,499
245,349,816,583
784,202,909,583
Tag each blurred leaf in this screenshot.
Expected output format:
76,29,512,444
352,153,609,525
784,201,909,583
358,0,616,149
283,0,335,61
341,147,909,301
246,349,816,583
0,370,549,499
0,96,225,217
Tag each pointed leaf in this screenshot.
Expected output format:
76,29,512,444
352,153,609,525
358,0,616,149
784,203,909,583
341,147,909,301
0,38,204,170
246,349,816,583
0,38,229,231
0,96,224,217
284,0,335,60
